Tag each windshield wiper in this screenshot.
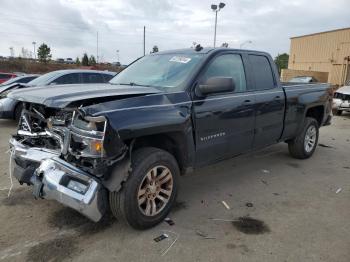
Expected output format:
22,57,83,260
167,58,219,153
115,82,152,87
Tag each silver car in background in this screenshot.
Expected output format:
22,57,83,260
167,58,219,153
333,85,350,115
0,69,117,120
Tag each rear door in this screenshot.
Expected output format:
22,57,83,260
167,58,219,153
248,54,285,148
193,52,256,166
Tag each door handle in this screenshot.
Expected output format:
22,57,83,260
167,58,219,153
274,96,281,100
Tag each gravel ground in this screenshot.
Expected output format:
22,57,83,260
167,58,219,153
0,115,349,262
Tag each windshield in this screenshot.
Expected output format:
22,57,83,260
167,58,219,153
27,71,62,86
109,53,204,91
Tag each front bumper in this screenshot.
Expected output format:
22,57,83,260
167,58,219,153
9,138,106,222
333,99,350,111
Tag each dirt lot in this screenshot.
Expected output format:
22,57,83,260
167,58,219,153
0,115,349,262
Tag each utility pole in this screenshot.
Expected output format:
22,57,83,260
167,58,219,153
143,26,146,56
32,41,36,59
96,31,99,63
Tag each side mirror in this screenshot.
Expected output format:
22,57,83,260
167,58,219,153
197,77,235,96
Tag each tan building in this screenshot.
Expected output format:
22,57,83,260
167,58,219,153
281,27,350,86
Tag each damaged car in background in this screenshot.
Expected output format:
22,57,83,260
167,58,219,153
332,85,350,115
9,47,333,229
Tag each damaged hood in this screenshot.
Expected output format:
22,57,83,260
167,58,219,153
8,83,161,108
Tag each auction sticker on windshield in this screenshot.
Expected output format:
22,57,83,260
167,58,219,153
169,56,192,63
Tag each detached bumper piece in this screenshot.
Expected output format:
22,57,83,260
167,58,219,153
9,138,106,222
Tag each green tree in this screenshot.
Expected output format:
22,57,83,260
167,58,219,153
151,45,159,53
75,57,81,65
82,53,89,66
37,43,52,63
89,55,96,65
274,53,289,74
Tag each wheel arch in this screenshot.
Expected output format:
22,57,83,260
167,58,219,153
128,131,194,175
305,105,324,127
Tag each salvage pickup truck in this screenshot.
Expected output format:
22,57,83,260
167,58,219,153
8,48,333,229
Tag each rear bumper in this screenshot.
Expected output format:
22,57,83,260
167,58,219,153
9,138,106,222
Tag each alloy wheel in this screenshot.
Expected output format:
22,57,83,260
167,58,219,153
137,165,173,216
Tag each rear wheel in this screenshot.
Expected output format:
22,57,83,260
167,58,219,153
288,117,319,159
109,147,179,229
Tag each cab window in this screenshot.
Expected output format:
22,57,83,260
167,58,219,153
53,73,81,85
201,54,247,93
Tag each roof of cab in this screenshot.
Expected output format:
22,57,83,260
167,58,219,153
155,47,270,57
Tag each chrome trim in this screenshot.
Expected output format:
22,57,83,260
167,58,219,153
9,137,105,222
9,137,60,163
37,158,105,222
17,130,48,137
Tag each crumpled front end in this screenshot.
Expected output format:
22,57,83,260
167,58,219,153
9,103,127,221
10,137,107,222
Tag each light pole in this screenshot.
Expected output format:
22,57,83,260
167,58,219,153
116,50,120,63
240,40,252,49
9,47,14,57
32,41,36,59
211,2,225,48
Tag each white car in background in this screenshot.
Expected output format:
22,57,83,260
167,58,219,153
333,85,350,115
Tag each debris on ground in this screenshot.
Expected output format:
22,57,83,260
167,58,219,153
335,188,342,194
272,193,280,196
160,231,179,256
261,179,268,185
343,166,350,169
245,202,254,208
261,169,270,174
164,218,175,226
195,230,216,239
154,234,168,242
221,201,230,210
210,218,236,222
318,143,334,148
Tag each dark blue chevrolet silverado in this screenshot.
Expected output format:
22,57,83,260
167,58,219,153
8,48,333,229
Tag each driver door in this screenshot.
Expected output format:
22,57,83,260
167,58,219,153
192,53,256,167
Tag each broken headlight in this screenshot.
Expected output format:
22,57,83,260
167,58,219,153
70,112,107,158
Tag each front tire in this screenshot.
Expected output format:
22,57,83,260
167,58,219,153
288,117,319,159
109,147,179,229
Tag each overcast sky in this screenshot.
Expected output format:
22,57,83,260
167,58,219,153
0,0,348,64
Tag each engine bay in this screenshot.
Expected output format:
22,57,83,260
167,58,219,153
15,102,127,177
